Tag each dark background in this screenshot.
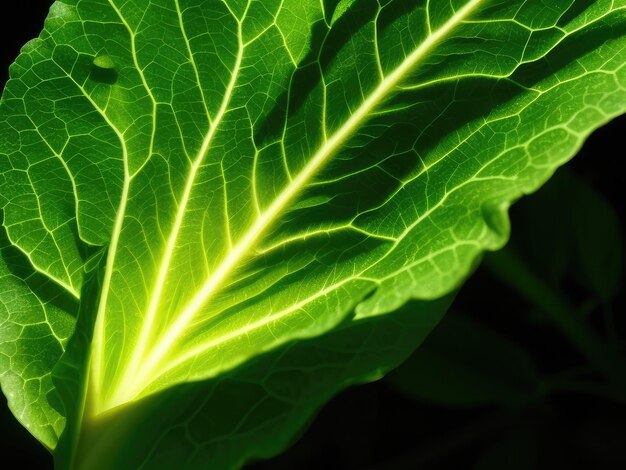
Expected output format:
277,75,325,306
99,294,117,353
2,1,624,469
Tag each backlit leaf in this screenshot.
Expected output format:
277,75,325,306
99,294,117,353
1,0,625,467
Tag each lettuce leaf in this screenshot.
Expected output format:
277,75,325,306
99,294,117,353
1,0,625,467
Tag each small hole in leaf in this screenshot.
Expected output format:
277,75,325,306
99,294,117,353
90,55,118,84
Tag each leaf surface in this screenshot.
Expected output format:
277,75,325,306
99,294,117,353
0,217,76,448
1,0,626,466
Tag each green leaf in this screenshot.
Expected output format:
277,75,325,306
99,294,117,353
386,313,542,407
1,0,626,467
0,215,77,449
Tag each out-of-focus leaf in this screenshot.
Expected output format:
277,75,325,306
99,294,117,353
484,248,626,390
570,175,622,302
386,313,541,407
506,171,573,286
496,168,622,301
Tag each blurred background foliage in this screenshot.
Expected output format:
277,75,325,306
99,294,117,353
1,1,625,468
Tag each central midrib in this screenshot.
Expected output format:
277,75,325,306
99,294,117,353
104,0,483,411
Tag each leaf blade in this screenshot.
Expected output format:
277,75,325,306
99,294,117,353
1,0,625,463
